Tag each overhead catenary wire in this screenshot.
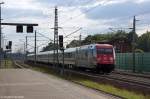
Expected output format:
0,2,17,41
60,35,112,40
60,3,103,26
64,28,82,38
27,41,50,51
37,32,53,41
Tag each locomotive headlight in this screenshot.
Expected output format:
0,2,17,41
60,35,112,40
109,57,113,61
97,58,101,61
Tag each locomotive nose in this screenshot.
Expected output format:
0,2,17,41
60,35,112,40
109,57,114,62
97,58,101,62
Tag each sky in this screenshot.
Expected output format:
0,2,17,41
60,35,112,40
1,0,150,53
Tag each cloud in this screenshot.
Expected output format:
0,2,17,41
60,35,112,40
1,0,150,52
36,0,96,7
83,2,150,20
2,9,48,22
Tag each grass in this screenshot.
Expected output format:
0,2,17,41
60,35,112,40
29,64,150,99
0,59,15,68
74,79,150,99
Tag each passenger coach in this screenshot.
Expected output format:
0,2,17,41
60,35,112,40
27,44,115,73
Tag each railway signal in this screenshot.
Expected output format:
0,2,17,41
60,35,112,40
8,41,12,49
59,35,63,49
16,25,23,33
27,25,33,33
16,25,34,33
6,45,9,49
6,41,12,49
59,35,64,74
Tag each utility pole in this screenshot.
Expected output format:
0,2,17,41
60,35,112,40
62,47,64,74
0,2,4,51
23,42,25,63
79,33,81,46
25,36,28,61
132,16,138,73
53,6,59,67
0,2,4,68
34,30,37,64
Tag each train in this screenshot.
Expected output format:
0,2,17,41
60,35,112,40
27,44,115,73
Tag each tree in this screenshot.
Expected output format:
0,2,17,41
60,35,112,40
66,40,80,48
41,42,55,52
137,31,150,52
66,31,130,48
82,33,114,45
111,30,128,40
127,31,138,42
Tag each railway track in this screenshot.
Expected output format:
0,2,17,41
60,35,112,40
103,73,150,89
112,71,150,79
64,69,150,94
66,69,150,88
108,72,150,87
14,60,30,68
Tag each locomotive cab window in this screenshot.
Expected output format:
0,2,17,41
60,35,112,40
97,48,113,54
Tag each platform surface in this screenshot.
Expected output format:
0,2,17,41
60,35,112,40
0,69,118,99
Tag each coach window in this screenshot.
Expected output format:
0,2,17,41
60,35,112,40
68,53,71,58
91,49,93,56
67,53,69,58
67,53,71,58
69,53,72,58
85,50,88,57
64,53,66,57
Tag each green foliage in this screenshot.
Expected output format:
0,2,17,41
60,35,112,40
137,31,150,52
128,31,138,42
67,30,131,48
66,40,80,48
1,59,14,68
77,80,149,99
82,33,113,44
41,31,150,52
135,49,144,53
41,42,54,52
111,30,128,40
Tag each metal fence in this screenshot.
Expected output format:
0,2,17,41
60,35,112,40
116,53,150,73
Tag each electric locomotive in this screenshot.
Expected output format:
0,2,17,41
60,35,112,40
73,44,115,73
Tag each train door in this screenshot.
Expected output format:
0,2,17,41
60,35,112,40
77,47,87,67
88,47,93,67
75,48,78,66
83,49,88,67
88,46,96,68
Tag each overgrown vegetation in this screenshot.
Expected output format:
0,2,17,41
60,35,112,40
41,30,150,52
29,65,150,99
137,31,150,52
0,59,15,68
41,42,55,52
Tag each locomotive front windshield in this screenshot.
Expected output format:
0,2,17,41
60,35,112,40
97,48,113,54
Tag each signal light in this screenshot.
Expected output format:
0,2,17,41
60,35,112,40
6,45,9,49
8,41,12,46
59,35,63,49
8,41,12,49
16,25,23,33
27,25,33,33
6,41,12,49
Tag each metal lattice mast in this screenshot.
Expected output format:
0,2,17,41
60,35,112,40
132,16,136,73
0,2,4,68
53,6,59,66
